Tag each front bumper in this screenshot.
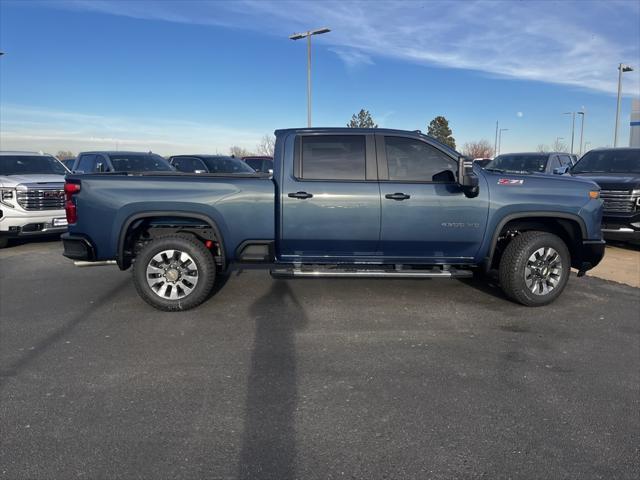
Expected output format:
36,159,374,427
0,209,68,238
602,213,640,243
61,233,96,261
575,239,606,274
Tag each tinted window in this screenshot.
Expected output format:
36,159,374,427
109,154,173,172
549,155,561,171
384,136,457,182
244,158,264,171
171,157,207,173
559,155,573,166
0,155,67,175
200,156,255,174
77,154,97,173
572,149,640,174
301,135,366,180
488,154,548,173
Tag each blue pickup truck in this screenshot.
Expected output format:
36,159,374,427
61,128,605,310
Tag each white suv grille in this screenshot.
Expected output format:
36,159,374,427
16,184,65,211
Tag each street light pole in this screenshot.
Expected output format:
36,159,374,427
498,128,508,155
577,111,585,156
614,63,634,147
563,112,576,154
494,120,499,157
290,27,331,128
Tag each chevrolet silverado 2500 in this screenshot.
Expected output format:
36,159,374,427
61,128,605,310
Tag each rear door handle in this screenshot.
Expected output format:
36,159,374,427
385,192,411,201
288,191,313,199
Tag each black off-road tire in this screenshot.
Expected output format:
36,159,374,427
133,234,216,311
0,236,8,249
498,231,570,307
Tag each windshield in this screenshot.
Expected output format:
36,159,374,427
572,149,640,174
201,156,255,174
0,155,68,176
109,154,173,172
486,154,548,173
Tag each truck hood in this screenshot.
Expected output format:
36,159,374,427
570,172,640,191
0,174,66,188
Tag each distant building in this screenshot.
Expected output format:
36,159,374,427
631,98,640,148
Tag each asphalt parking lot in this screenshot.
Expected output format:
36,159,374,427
1,239,639,479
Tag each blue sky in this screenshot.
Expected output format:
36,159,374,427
0,0,639,155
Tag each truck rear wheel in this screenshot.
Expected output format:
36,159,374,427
133,234,216,311
0,237,8,249
498,231,570,307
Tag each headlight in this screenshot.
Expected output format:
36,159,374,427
0,189,15,208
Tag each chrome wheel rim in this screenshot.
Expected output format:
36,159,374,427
146,249,199,300
524,247,563,296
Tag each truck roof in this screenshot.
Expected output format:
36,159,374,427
0,151,54,156
274,127,459,156
77,151,158,155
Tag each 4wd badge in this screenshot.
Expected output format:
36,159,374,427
498,178,524,185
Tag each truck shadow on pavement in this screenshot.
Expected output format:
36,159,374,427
238,280,308,480
0,279,131,386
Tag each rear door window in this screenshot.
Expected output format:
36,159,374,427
76,154,97,173
300,135,366,180
559,155,573,166
171,157,207,173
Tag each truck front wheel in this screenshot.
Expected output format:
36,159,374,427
133,235,216,311
498,231,570,307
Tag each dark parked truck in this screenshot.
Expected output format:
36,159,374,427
61,128,605,310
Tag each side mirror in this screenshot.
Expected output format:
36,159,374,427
553,166,570,175
96,162,104,173
458,156,479,198
267,169,274,175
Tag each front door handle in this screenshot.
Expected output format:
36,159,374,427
288,191,313,199
385,192,411,201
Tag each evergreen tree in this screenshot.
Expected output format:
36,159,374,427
427,116,456,149
347,109,378,128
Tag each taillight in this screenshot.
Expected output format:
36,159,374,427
64,182,81,224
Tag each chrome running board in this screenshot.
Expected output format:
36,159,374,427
270,266,473,279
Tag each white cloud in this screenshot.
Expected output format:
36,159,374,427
0,105,265,155
57,0,640,95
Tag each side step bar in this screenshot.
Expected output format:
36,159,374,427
270,267,473,279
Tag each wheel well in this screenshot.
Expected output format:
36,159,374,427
489,217,583,270
119,215,225,270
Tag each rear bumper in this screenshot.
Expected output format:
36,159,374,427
575,239,606,273
61,233,96,261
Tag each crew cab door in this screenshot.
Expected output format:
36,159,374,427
279,133,380,261
377,134,489,261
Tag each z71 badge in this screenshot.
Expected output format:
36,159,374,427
498,178,524,185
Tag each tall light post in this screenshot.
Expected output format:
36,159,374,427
577,111,585,156
614,63,634,147
290,27,331,128
563,112,576,154
494,120,499,157
498,128,509,155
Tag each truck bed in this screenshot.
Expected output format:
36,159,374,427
66,172,275,262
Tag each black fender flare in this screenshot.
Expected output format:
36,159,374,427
485,211,587,271
117,211,226,270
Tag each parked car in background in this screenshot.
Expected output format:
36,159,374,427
169,155,255,174
59,158,75,170
0,151,68,248
62,128,604,311
72,151,173,173
473,158,492,168
569,148,640,244
485,152,574,175
242,156,274,173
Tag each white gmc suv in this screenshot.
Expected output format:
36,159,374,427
0,151,69,248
